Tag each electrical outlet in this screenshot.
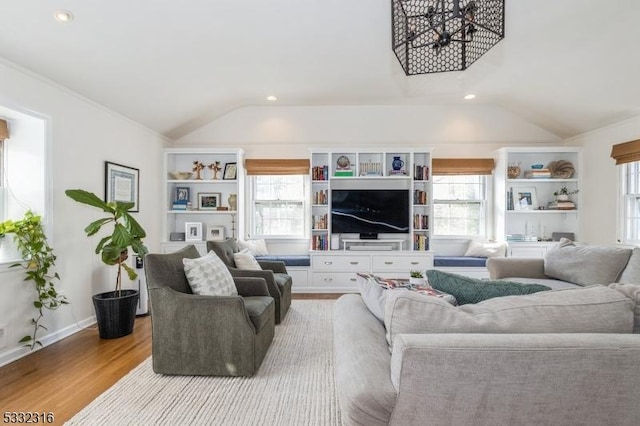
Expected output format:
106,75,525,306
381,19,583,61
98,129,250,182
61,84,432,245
0,324,7,350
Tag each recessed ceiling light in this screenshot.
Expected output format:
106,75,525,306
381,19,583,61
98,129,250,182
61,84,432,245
464,94,476,100
54,10,74,23
266,95,278,101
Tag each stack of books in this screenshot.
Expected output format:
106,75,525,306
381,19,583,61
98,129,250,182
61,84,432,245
524,168,551,179
548,201,576,210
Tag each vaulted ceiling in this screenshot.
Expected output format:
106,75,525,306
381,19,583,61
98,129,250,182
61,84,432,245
1,0,638,141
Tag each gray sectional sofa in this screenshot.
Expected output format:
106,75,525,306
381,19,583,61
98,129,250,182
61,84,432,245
333,241,640,425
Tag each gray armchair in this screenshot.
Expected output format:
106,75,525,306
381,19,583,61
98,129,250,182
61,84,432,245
207,239,292,324
144,245,275,376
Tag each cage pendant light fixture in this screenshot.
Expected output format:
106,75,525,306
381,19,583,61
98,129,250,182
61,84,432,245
392,0,505,75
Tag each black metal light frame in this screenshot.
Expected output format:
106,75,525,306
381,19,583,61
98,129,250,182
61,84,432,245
392,0,505,75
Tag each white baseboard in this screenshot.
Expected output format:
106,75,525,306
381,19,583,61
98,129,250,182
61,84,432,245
0,316,96,368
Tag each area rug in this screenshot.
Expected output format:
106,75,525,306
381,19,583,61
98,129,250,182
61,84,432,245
66,300,343,426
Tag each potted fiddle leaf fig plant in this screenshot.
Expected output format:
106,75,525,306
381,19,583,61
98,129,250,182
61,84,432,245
65,189,148,339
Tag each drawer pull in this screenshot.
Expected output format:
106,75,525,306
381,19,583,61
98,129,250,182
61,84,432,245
410,261,419,265
349,261,359,265
350,278,356,282
323,278,333,282
384,261,393,265
324,261,333,265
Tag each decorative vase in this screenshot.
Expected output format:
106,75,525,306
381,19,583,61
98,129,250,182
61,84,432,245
409,277,426,286
336,155,350,170
392,156,404,171
556,194,570,202
228,193,237,211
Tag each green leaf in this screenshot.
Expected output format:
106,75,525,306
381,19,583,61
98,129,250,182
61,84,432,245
101,244,123,265
19,336,32,343
122,262,137,281
65,189,115,214
95,236,111,255
123,213,146,238
130,239,149,256
112,223,133,247
84,218,113,236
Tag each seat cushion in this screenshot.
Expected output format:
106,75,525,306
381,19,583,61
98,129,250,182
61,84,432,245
255,255,311,267
243,296,274,332
426,270,550,305
233,249,262,270
183,251,237,296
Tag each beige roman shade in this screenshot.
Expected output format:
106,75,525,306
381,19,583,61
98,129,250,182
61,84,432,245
245,159,310,175
0,119,9,140
432,158,495,175
611,139,640,165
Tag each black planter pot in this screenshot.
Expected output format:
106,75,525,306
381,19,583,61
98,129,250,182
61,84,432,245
92,289,139,339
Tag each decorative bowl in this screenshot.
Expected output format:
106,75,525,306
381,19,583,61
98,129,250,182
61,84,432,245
531,164,544,169
169,171,193,180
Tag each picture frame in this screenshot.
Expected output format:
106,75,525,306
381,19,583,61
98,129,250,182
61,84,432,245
176,187,190,203
185,222,203,241
223,162,237,180
514,187,538,210
197,192,221,210
206,225,225,241
105,161,140,212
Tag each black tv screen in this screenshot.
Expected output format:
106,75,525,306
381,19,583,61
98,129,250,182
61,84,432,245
331,189,410,235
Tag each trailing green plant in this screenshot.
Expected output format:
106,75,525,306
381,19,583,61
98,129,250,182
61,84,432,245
0,211,68,349
410,270,424,278
65,189,148,293
553,187,579,196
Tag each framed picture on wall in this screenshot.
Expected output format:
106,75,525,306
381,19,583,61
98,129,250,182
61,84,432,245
105,162,140,212
185,222,203,241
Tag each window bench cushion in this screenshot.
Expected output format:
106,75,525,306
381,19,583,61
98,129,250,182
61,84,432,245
434,256,487,268
255,255,311,267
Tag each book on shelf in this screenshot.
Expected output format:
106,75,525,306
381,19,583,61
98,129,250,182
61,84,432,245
334,170,354,177
311,234,328,250
312,165,329,181
414,165,430,181
413,234,429,251
524,169,551,179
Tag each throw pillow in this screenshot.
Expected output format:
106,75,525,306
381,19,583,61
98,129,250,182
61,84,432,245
425,270,550,305
384,285,635,350
356,273,457,323
609,283,640,333
464,240,506,258
618,247,640,285
183,251,237,296
237,239,269,256
233,248,262,270
544,238,632,286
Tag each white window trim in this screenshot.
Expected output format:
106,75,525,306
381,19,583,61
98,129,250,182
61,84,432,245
619,162,640,245
246,175,310,240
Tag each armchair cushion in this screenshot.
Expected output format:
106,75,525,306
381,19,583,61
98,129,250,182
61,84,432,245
233,249,262,270
238,238,269,255
183,251,237,296
244,296,276,332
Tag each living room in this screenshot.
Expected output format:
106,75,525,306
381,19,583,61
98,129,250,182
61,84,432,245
1,1,640,425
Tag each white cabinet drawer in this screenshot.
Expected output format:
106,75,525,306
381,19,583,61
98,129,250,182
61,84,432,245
311,272,359,288
372,255,432,271
311,255,371,271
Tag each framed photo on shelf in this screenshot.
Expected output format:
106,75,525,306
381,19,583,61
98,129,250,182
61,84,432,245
223,162,237,180
513,187,537,210
176,187,190,203
104,161,139,212
185,222,203,241
206,225,225,241
197,192,221,210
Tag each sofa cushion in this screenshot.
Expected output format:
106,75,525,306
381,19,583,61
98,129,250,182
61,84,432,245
544,238,632,286
618,247,640,285
384,285,634,349
609,283,640,333
233,248,262,270
183,251,237,296
426,270,551,305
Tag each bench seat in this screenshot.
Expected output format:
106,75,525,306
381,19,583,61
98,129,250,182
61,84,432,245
255,255,311,267
434,256,487,268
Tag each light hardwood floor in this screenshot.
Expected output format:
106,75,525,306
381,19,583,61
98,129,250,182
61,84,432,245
0,293,342,425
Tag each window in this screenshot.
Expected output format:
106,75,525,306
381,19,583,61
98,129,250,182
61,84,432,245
432,174,488,236
0,139,5,221
250,175,307,238
621,161,640,244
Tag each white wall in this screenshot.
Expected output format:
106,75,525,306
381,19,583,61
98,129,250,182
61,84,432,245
565,116,640,244
0,60,167,366
175,105,562,156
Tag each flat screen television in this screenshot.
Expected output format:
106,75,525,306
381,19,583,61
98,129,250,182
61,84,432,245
330,189,410,237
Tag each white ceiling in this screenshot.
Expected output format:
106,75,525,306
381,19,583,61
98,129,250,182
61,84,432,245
1,0,638,140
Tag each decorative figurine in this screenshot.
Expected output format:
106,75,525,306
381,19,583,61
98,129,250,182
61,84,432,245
192,161,205,180
208,161,222,180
